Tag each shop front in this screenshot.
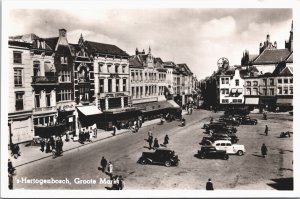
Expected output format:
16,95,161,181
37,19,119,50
76,105,103,129
276,97,293,112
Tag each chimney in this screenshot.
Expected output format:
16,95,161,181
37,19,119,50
135,48,139,55
57,28,68,46
59,29,67,38
266,34,270,43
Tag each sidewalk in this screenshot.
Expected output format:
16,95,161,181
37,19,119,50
10,118,162,168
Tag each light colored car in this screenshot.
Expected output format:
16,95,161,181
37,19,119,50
212,140,246,156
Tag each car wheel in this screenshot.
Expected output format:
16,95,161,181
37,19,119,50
223,154,229,160
237,150,244,156
165,161,171,167
254,121,257,125
174,161,179,166
140,159,147,165
199,153,206,159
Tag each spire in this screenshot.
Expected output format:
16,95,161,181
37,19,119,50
148,46,151,54
78,33,84,45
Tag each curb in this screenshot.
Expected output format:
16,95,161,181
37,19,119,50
14,120,160,168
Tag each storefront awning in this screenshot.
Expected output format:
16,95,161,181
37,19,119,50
77,106,102,116
134,100,180,113
276,98,293,106
245,98,259,105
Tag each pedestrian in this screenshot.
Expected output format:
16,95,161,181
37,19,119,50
112,125,117,136
111,175,119,190
163,134,169,146
148,135,153,150
138,118,142,128
265,125,269,136
40,138,45,152
261,143,268,158
50,136,55,150
118,176,125,190
153,138,159,149
100,156,108,172
206,178,214,190
45,139,51,153
108,162,113,178
148,131,152,137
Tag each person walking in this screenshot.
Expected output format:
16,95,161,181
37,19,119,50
45,139,51,153
264,125,269,136
112,125,117,136
261,143,268,158
163,135,169,146
153,138,159,149
148,135,153,150
40,138,45,152
206,178,214,190
118,176,125,190
50,136,55,151
100,156,108,172
108,162,113,178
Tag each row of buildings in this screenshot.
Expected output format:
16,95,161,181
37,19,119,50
8,29,198,144
200,21,293,112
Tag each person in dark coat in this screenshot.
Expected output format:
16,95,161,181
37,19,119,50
163,135,169,146
265,125,269,136
153,138,159,149
118,176,125,190
40,138,45,152
101,156,108,172
50,136,55,150
206,178,214,190
112,125,117,136
261,143,268,158
148,135,153,150
45,139,51,153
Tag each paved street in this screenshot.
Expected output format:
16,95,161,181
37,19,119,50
13,109,293,190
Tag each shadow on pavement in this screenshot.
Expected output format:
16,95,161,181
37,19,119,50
279,167,293,171
252,154,264,158
267,177,293,190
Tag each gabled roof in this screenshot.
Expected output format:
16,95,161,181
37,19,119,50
129,56,143,68
286,52,293,63
279,66,293,76
44,37,59,51
9,33,40,43
84,40,129,57
252,49,291,64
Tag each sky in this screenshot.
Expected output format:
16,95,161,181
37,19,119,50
8,8,292,79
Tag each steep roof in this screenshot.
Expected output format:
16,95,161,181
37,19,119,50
252,49,291,64
129,56,143,68
279,66,293,76
9,33,40,43
44,37,59,50
84,40,129,57
286,52,293,63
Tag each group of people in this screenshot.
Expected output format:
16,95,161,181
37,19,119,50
79,129,93,144
128,118,142,133
40,135,64,155
183,103,194,115
10,143,21,159
146,131,169,150
100,156,125,190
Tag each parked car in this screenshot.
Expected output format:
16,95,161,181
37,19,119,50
197,146,229,160
212,140,246,156
218,117,240,126
203,122,237,133
240,116,257,125
214,131,239,143
138,148,179,167
200,134,231,145
224,108,250,116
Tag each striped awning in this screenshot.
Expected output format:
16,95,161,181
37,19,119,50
245,98,259,105
276,98,293,106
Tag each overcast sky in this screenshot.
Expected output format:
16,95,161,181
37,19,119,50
8,8,292,79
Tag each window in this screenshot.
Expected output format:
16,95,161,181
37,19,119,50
15,92,24,110
246,88,251,95
116,79,119,92
222,89,225,94
278,87,282,94
33,61,41,76
284,79,288,84
136,87,139,98
108,79,112,92
284,87,288,94
226,143,231,146
14,69,23,87
99,79,104,93
122,65,126,73
131,72,134,82
123,79,127,92
246,81,251,86
290,87,293,94
235,79,239,86
263,88,267,95
216,143,220,146
221,78,225,84
60,90,72,101
225,78,229,84
35,93,40,108
140,86,143,96
140,71,143,81
221,143,226,146
13,51,22,64
107,65,111,73
222,99,229,103
253,88,258,95
270,88,274,96
46,92,51,107
278,78,282,84
98,63,103,72
115,65,119,73
61,57,68,64
263,79,267,86
131,87,135,98
290,78,293,84
225,89,229,94
270,78,274,86
253,81,258,86
59,71,71,82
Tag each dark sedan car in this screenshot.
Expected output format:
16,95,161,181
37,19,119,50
197,146,229,160
138,148,179,167
240,116,257,125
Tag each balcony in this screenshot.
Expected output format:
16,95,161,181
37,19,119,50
98,91,130,98
33,106,57,114
32,76,58,85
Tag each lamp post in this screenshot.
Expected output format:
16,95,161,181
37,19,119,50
8,120,13,148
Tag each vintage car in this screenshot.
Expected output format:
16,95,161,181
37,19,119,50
138,148,179,167
212,140,246,156
197,146,229,160
240,116,258,125
200,134,231,145
203,122,236,133
218,117,240,126
224,108,250,116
